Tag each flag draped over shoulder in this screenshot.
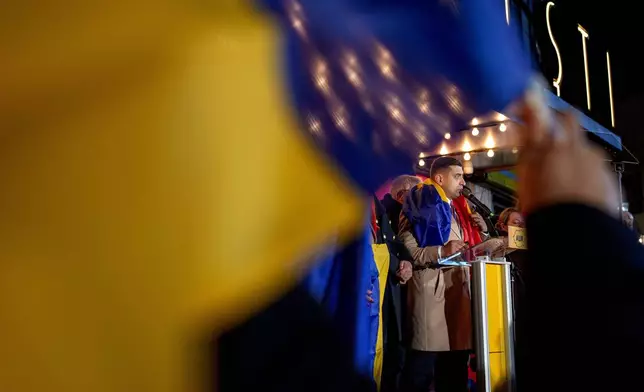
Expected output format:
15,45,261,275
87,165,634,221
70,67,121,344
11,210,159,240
402,180,453,247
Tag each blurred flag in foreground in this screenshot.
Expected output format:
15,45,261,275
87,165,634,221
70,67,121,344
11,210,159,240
0,1,532,392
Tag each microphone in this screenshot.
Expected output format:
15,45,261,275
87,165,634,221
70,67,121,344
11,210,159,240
462,186,493,218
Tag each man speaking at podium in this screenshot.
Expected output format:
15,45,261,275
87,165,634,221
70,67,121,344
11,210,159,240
398,157,488,392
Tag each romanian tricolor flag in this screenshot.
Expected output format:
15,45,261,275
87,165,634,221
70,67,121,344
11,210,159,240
0,1,531,391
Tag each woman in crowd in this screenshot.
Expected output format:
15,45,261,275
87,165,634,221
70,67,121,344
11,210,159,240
495,207,526,236
495,206,528,316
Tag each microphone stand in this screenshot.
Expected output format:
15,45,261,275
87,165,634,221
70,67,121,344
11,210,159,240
483,214,498,238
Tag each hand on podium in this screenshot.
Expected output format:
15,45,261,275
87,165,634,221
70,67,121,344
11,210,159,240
441,240,467,257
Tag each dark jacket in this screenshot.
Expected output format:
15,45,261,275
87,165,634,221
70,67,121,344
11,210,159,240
373,196,405,345
216,285,374,392
381,194,404,237
380,194,414,261
516,204,644,392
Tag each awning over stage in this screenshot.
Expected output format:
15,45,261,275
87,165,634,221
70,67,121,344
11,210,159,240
543,89,622,151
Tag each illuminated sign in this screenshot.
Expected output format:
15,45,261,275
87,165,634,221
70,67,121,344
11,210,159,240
607,52,615,127
540,2,616,126
546,2,563,97
577,24,590,110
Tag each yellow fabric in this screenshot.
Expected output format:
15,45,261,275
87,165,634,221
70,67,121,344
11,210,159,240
371,243,391,390
421,178,450,203
0,2,364,392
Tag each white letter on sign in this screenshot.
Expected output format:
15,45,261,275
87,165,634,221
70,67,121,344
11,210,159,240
607,52,615,127
546,2,563,96
578,24,591,110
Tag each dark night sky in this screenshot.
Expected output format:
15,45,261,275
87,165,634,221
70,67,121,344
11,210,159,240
532,0,641,117
574,1,644,212
531,0,644,211
565,1,642,101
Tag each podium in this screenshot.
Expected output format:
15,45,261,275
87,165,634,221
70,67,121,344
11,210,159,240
439,240,516,392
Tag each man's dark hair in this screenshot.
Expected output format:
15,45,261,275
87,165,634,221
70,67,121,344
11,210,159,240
429,156,462,178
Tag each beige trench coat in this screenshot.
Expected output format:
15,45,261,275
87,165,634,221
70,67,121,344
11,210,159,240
398,214,472,352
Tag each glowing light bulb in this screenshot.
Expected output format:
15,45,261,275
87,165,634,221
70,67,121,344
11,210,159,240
471,128,479,136
444,133,451,140
471,117,479,126
499,123,507,132
419,152,425,158
462,140,472,152
463,160,474,174
418,159,425,166
439,144,449,155
497,113,507,121
487,149,495,158
464,152,471,161
484,134,495,149
512,147,519,154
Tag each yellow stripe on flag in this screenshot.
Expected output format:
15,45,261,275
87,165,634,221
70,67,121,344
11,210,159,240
372,243,391,390
0,2,364,392
422,178,450,203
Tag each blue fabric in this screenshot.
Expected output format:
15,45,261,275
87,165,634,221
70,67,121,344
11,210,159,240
303,223,377,385
367,241,380,378
402,183,452,247
258,0,532,193
305,246,342,314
